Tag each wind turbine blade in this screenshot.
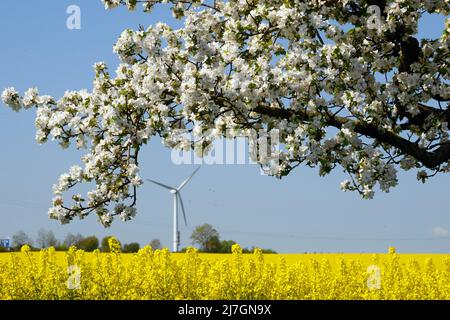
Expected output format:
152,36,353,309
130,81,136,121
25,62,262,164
146,179,175,191
177,193,188,226
177,166,201,190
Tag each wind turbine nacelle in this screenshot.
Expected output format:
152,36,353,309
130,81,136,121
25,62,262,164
170,189,177,194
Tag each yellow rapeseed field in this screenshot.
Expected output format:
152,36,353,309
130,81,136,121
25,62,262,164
0,241,449,300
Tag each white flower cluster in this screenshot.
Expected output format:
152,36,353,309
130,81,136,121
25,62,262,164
1,87,21,111
2,0,449,224
102,0,121,10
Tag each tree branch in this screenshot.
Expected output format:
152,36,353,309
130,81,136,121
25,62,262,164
253,105,450,169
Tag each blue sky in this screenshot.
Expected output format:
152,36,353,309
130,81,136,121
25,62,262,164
0,1,449,253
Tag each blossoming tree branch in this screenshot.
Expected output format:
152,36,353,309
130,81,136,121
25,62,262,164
2,0,449,226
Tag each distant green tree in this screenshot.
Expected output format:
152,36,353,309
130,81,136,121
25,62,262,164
203,235,221,253
53,244,69,251
190,224,277,253
100,236,115,252
12,230,34,250
76,236,99,252
37,228,58,248
64,233,84,247
149,238,162,250
217,240,237,253
190,224,220,252
123,242,140,253
260,248,277,254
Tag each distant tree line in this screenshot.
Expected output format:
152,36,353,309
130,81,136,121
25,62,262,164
185,224,277,254
1,224,276,254
0,228,162,253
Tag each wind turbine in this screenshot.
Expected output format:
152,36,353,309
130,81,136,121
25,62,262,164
147,167,200,252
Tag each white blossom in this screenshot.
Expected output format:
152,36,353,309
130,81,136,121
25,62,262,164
1,87,21,111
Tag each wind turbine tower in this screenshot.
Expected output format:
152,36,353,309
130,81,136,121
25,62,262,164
147,167,200,252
